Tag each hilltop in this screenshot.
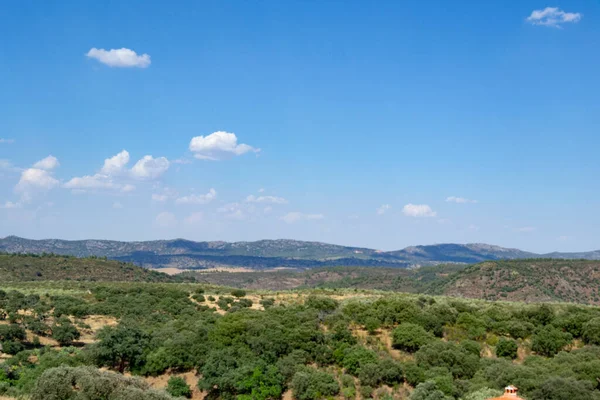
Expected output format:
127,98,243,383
0,253,183,282
1,236,599,270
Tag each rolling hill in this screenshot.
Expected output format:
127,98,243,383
1,235,599,270
0,253,184,282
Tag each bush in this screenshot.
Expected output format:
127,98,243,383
496,338,518,359
1,340,24,355
0,324,26,341
30,366,175,400
166,376,192,398
532,326,573,357
392,323,434,353
364,317,380,335
582,318,600,345
192,294,205,302
231,289,247,298
260,298,275,308
207,295,215,301
52,321,81,346
291,367,339,400
410,381,450,400
360,385,374,399
305,295,339,312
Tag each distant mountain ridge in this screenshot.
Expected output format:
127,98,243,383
0,235,598,270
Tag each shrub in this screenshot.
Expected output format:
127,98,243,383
532,326,573,357
1,340,24,355
305,295,339,312
231,289,247,298
364,317,380,335
496,338,518,359
392,323,434,353
52,321,81,346
260,298,275,308
410,381,450,400
166,376,192,398
291,367,339,400
582,318,600,345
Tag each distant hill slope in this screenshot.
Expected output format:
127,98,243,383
1,236,599,270
0,253,181,282
190,259,600,305
433,259,600,304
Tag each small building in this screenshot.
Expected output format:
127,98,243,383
488,386,524,400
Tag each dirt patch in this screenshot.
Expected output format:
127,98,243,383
145,371,205,399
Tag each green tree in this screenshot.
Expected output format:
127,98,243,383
392,323,434,353
496,338,518,359
409,381,451,400
92,324,149,373
531,326,573,357
166,376,192,398
51,320,81,346
582,318,600,345
291,367,339,400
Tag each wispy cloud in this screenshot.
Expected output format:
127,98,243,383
0,138,15,144
516,226,536,233
446,196,477,204
376,204,391,215
86,48,151,68
175,188,217,205
280,212,324,224
527,7,582,28
402,204,436,218
245,195,288,204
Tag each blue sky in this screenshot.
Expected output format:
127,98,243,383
1,1,598,252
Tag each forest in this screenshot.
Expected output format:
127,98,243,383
2,278,600,400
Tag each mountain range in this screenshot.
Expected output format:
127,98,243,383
0,235,598,270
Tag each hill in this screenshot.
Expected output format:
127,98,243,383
190,259,600,306
435,259,600,304
0,253,182,282
1,235,599,270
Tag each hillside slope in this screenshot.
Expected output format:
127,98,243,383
0,253,180,282
435,259,600,304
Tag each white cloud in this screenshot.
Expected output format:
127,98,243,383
64,174,116,190
101,150,130,175
516,226,536,233
152,193,169,202
217,203,247,220
468,224,480,231
281,212,324,224
86,48,151,68
245,195,288,204
184,212,204,225
557,235,572,241
32,155,60,171
154,211,177,228
16,168,59,198
175,188,217,205
446,196,477,204
112,202,124,209
376,204,391,215
527,7,582,28
402,204,437,217
0,138,15,144
130,155,170,179
121,184,135,193
189,131,260,160
1,201,22,209
258,188,265,193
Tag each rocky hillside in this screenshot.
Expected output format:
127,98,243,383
0,253,184,282
1,236,599,270
434,259,600,304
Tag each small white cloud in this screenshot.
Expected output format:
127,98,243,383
152,193,169,202
184,211,204,225
245,195,288,204
280,212,324,224
64,174,117,190
121,184,135,193
189,131,260,160
0,138,15,144
1,201,22,209
16,168,59,198
217,203,247,220
263,206,273,214
468,224,480,231
101,150,130,175
112,201,124,209
154,211,177,228
376,204,391,215
527,7,582,28
86,48,151,68
130,155,170,180
175,188,217,205
33,155,60,171
402,204,437,218
516,226,536,233
446,196,477,204
557,235,571,241
258,188,265,193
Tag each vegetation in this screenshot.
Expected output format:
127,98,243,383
2,257,600,399
0,253,187,283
